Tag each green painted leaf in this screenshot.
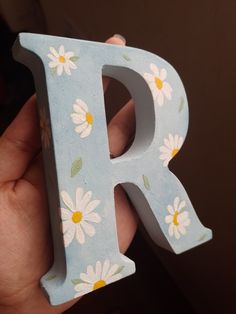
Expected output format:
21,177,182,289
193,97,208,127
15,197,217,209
70,56,79,62
178,96,185,112
114,265,125,275
71,278,84,285
122,54,131,61
143,175,150,190
45,274,57,281
71,158,82,177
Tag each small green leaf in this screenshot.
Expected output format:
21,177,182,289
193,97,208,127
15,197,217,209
70,56,79,62
114,265,125,276
71,158,82,177
178,96,185,112
143,175,150,190
122,54,131,61
71,278,84,285
45,274,57,281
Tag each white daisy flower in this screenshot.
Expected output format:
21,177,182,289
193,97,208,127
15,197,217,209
74,259,123,298
71,99,93,138
39,107,51,148
60,187,101,247
159,134,184,167
165,197,191,239
47,45,78,76
144,63,172,106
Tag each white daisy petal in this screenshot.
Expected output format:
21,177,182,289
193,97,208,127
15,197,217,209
164,137,172,149
76,187,84,209
163,82,172,99
63,224,76,247
75,122,88,134
163,158,170,167
182,218,191,227
80,272,94,284
49,61,58,68
174,226,180,239
81,221,95,237
62,219,73,233
95,261,102,279
64,63,71,75
101,260,110,279
159,146,170,153
57,64,63,76
160,153,169,160
80,191,92,211
61,191,74,211
174,197,180,211
165,215,173,223
157,92,164,106
84,212,101,223
167,205,174,215
160,68,167,81
177,136,184,149
168,224,174,237
168,134,175,149
74,282,92,294
60,206,71,220
85,200,101,214
74,290,88,298
73,103,86,114
68,60,77,69
71,113,86,124
144,73,154,82
80,124,92,138
59,45,65,55
65,51,74,59
150,63,159,76
87,265,97,282
76,99,88,112
76,224,85,244
104,264,119,280
49,47,59,57
178,200,186,211
106,273,122,284
174,134,179,148
178,225,186,235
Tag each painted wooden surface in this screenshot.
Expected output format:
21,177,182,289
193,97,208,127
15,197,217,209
13,33,212,305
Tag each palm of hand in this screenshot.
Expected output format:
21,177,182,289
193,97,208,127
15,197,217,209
0,172,52,304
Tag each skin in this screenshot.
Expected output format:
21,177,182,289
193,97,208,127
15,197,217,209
0,36,136,314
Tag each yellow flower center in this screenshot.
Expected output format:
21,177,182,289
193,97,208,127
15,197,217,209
93,279,106,291
173,211,179,226
155,77,163,90
86,112,93,125
59,55,66,63
171,148,179,158
72,211,83,223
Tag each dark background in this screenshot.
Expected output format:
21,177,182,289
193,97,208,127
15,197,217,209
0,1,235,313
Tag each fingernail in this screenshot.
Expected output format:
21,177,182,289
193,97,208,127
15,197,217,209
113,34,126,44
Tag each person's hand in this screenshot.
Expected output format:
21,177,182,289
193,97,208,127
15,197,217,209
0,35,137,314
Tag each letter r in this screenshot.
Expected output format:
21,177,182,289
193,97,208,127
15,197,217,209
13,33,212,305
